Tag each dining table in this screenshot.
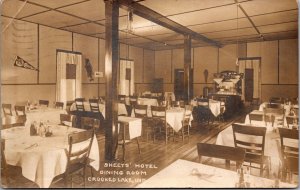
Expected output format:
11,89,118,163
118,116,142,140
131,107,193,132
136,159,296,188
25,107,67,124
1,125,100,188
258,102,298,115
190,99,225,117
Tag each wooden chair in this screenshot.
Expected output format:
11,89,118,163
196,98,211,125
75,98,85,112
51,129,94,188
285,116,299,129
118,95,126,104
14,105,26,116
2,104,13,116
178,105,192,142
151,106,171,144
197,143,246,170
249,113,264,126
171,101,180,107
270,97,284,104
39,100,49,107
265,103,283,109
2,115,27,129
263,107,285,127
117,121,141,161
55,102,64,109
134,104,151,141
278,128,298,182
60,114,76,127
80,117,99,130
250,98,260,110
218,98,226,122
232,123,270,177
89,99,100,113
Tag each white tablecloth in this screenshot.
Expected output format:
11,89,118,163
2,125,99,188
245,110,288,128
259,102,292,116
166,108,187,132
118,116,142,140
70,102,127,118
25,108,67,124
137,159,295,188
190,99,225,117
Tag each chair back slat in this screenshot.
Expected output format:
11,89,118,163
15,105,26,116
89,99,100,113
39,100,49,107
75,98,85,111
197,143,245,169
55,102,64,109
151,106,166,118
249,113,263,124
2,104,13,116
134,104,148,118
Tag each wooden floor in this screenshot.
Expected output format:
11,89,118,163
3,111,247,188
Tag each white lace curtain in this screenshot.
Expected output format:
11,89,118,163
238,59,261,101
119,59,134,96
56,51,82,106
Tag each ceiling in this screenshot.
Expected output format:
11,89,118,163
1,0,298,50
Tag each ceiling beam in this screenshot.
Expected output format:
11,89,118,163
117,0,221,47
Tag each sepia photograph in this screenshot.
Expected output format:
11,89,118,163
0,0,299,188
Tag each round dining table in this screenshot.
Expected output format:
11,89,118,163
1,124,99,188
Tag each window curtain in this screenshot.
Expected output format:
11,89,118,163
56,51,82,105
238,60,261,101
119,59,134,96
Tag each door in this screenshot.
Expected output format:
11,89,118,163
244,68,254,102
174,69,184,100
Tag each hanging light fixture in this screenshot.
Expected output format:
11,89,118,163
127,10,133,34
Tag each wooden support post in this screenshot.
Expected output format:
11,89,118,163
104,0,119,161
184,35,192,102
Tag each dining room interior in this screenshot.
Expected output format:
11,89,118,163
0,0,299,188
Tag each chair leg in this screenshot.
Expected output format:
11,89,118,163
136,137,141,154
122,143,125,161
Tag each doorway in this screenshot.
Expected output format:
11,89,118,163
238,57,261,102
174,69,193,100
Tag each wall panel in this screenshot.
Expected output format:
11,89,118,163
73,33,98,83
143,49,155,83
155,50,172,83
129,46,143,83
39,26,72,83
1,18,38,84
98,39,106,83
261,85,298,101
279,39,298,84
1,85,55,105
82,84,98,99
219,44,237,72
260,41,278,84
193,46,218,83
172,49,184,82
